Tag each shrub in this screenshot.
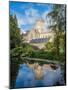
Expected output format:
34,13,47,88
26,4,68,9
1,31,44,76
45,42,54,51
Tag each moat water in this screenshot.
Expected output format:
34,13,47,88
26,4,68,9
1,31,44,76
15,64,65,88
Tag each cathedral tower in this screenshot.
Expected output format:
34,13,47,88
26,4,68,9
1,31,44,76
35,19,45,33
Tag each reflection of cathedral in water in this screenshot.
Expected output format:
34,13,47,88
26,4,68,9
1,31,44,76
23,19,54,49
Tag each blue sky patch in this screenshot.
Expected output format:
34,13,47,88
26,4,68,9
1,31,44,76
9,1,52,32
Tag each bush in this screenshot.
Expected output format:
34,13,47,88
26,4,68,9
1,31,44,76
10,47,23,57
45,42,54,51
29,49,57,60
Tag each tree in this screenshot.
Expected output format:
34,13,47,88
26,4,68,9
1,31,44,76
47,4,66,58
45,42,54,51
10,15,23,88
10,15,22,49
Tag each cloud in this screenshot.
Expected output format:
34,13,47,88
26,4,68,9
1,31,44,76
24,8,40,23
17,8,49,31
10,4,51,32
25,8,39,17
16,7,41,31
10,9,24,27
42,11,50,29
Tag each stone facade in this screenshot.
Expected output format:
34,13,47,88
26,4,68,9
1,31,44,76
23,19,54,49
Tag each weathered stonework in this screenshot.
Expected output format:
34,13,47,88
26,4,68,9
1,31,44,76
22,19,54,49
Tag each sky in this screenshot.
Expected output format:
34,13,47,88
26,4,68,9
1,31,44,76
9,1,52,33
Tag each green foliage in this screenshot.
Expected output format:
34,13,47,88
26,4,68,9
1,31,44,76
10,44,35,59
10,15,22,49
10,15,23,87
47,4,66,57
10,47,23,57
23,44,34,53
45,42,54,51
29,50,56,60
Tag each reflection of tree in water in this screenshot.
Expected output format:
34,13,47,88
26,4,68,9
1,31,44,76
10,57,20,89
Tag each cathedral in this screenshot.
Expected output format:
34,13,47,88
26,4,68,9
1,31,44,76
22,19,54,49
